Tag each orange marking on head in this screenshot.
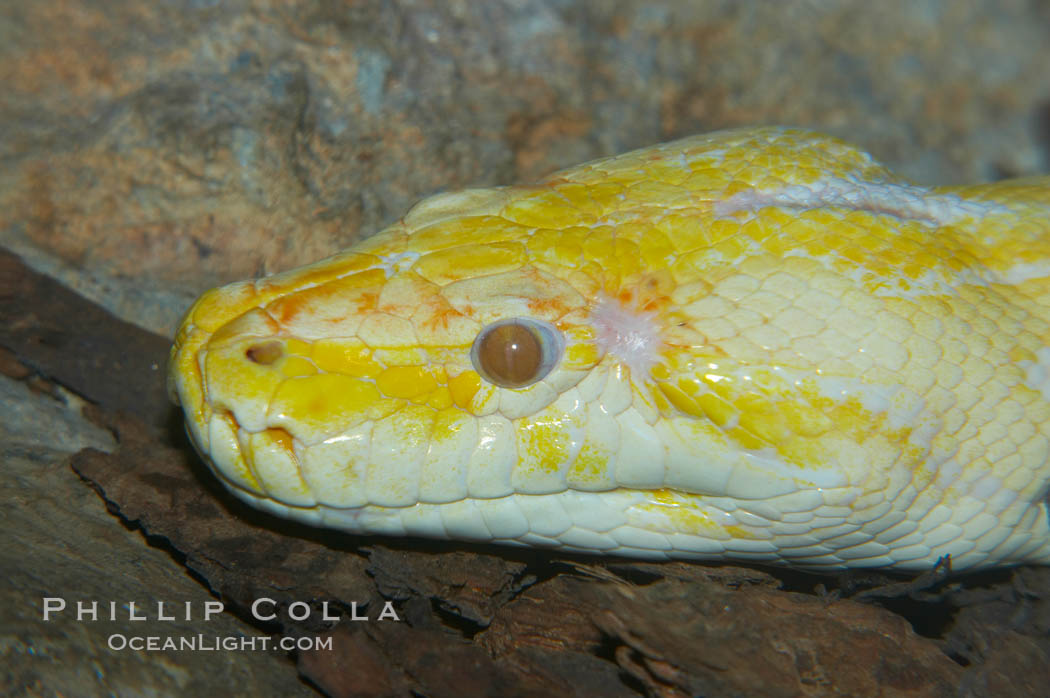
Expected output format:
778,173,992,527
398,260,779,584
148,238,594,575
356,292,379,314
422,305,466,332
640,295,671,313
263,427,294,452
274,294,306,324
526,296,566,316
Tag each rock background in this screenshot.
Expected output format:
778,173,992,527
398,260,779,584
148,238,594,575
4,0,1050,337
2,1,1050,696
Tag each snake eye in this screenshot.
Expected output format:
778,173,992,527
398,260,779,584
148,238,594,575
471,318,563,389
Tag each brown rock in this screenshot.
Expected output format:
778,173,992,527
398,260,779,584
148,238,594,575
3,2,1049,335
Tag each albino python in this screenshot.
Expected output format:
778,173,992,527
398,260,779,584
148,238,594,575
169,127,1050,571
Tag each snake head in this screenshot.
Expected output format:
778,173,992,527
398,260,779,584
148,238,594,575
170,127,1050,569
166,182,662,539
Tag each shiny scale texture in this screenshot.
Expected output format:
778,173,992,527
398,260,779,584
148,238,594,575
169,127,1050,570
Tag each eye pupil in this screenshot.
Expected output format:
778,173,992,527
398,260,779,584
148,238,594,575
478,322,542,387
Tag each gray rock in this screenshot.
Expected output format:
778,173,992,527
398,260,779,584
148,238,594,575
0,377,311,697
1,376,116,454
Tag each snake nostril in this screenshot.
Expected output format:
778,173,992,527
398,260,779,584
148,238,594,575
245,341,283,365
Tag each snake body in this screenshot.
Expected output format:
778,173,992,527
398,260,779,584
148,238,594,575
169,127,1050,570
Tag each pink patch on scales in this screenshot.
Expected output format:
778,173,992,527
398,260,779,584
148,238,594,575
712,177,997,226
589,296,663,381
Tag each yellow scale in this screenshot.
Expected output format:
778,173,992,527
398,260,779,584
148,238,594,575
170,127,1050,570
